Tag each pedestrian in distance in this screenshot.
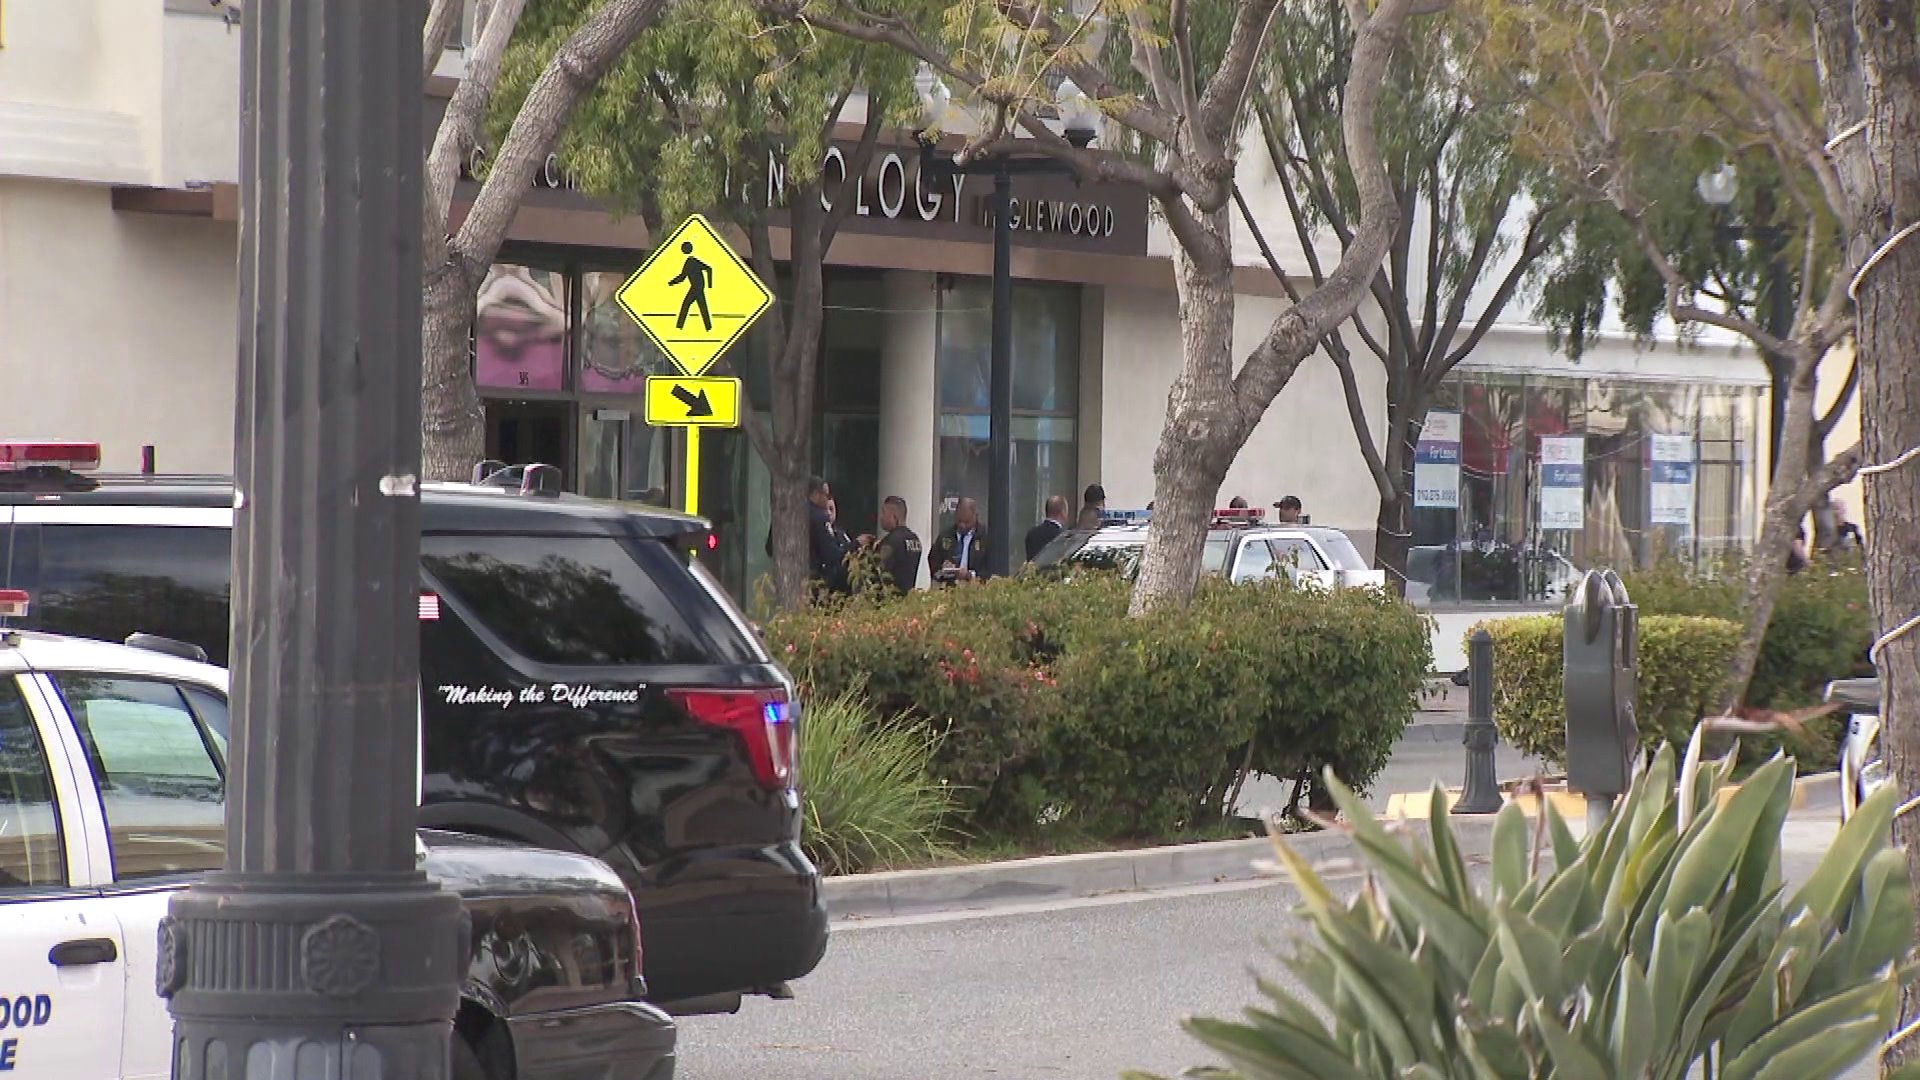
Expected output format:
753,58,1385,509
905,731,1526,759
859,495,923,595
1078,483,1106,528
1025,494,1072,561
930,497,989,585
1273,495,1304,523
1228,496,1249,509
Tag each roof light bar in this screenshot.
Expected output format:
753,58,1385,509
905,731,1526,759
0,590,29,619
1100,509,1152,525
0,441,102,472
1212,507,1266,523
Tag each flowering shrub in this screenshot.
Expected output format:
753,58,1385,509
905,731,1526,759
768,574,1430,839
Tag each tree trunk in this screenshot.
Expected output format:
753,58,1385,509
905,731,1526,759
1131,204,1241,616
1717,360,1822,714
1811,2,1920,1067
416,0,666,483
1372,391,1422,598
421,257,486,481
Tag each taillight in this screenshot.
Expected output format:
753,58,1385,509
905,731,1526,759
0,590,29,619
0,440,101,472
668,688,797,790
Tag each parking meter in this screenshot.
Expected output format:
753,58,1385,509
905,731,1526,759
1564,569,1639,804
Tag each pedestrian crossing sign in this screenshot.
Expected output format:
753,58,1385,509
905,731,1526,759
614,213,774,377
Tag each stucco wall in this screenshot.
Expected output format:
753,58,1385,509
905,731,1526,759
1092,284,1390,554
0,179,237,473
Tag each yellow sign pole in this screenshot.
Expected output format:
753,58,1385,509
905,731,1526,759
685,426,701,517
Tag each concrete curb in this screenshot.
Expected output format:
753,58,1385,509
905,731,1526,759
825,816,1502,920
1399,721,1467,743
823,772,1843,921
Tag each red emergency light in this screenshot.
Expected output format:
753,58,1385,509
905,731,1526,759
1212,507,1266,523
0,440,102,472
0,590,30,619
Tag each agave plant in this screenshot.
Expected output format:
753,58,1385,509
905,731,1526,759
1134,745,1918,1080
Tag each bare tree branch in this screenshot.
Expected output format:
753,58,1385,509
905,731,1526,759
1817,350,1861,437
1435,202,1564,379
449,0,668,280
424,0,463,80
424,0,529,256
821,99,888,248
1198,0,1283,148
1232,0,1439,417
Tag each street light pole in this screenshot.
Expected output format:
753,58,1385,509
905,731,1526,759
913,69,1098,578
161,2,466,1078
989,167,1015,579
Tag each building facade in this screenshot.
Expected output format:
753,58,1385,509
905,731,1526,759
1,1,1777,658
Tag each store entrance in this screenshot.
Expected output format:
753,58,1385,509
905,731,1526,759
485,400,572,482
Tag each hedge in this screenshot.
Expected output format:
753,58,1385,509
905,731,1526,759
1479,613,1833,767
1622,558,1873,707
768,574,1430,840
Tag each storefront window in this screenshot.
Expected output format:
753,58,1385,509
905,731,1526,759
817,275,886,534
936,279,1081,543
475,264,569,391
578,270,672,394
1420,370,1760,608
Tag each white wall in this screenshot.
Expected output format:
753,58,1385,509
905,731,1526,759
0,0,160,185
160,11,242,187
0,179,237,473
1093,284,1389,548
877,270,939,578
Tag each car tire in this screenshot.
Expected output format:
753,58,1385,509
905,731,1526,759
451,1034,492,1080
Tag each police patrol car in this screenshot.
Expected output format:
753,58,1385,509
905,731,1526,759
0,438,827,1024
1029,506,1387,589
0,617,676,1080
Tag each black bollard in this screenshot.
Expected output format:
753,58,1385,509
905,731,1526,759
1453,628,1503,814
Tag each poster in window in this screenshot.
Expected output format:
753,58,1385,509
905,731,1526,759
1539,436,1585,531
1650,434,1695,525
1413,410,1461,508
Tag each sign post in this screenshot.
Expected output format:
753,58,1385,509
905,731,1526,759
614,213,770,517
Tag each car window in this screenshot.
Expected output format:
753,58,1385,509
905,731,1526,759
1064,540,1142,577
1312,531,1371,572
0,678,65,891
182,686,229,759
1232,540,1279,580
422,534,755,666
1201,538,1231,575
12,524,233,666
54,676,225,881
1270,538,1327,572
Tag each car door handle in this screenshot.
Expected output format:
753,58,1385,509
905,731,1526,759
48,938,118,967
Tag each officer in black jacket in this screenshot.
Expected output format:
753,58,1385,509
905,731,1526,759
864,495,922,594
1024,494,1072,562
806,476,854,593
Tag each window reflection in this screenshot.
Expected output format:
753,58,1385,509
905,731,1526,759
579,270,670,394
1415,372,1758,608
476,264,569,391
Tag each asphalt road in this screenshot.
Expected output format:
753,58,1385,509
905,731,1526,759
676,811,1870,1080
674,879,1317,1079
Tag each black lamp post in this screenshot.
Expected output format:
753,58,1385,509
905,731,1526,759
162,2,465,1077
914,72,1098,578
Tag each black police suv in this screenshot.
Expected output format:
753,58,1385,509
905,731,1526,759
0,441,826,1012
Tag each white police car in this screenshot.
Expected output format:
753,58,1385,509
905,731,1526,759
0,604,674,1080
1030,506,1387,589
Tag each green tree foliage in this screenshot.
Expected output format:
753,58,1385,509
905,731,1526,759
493,0,922,609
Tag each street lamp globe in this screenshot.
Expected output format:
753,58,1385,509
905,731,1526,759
914,64,952,131
1058,78,1100,148
1697,163,1739,207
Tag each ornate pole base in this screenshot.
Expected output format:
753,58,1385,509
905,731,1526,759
163,879,466,1080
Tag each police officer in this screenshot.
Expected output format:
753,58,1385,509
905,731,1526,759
806,476,854,594
929,496,989,585
862,495,923,594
